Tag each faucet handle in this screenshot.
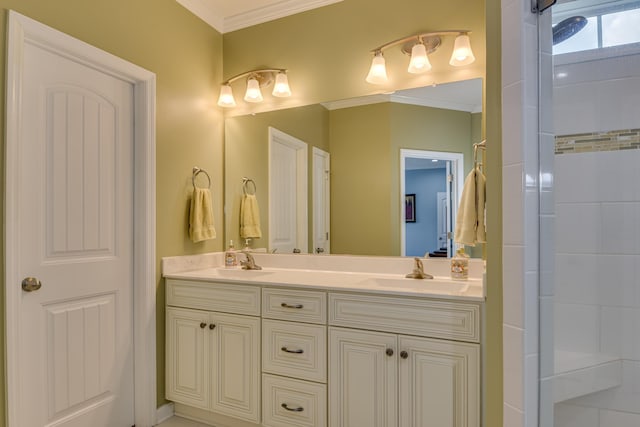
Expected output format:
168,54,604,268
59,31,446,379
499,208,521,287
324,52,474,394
413,257,424,272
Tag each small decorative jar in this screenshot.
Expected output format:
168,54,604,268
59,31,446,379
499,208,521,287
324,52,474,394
450,248,470,280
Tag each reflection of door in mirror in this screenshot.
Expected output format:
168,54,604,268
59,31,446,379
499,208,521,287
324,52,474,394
268,127,308,253
401,149,463,258
312,147,330,254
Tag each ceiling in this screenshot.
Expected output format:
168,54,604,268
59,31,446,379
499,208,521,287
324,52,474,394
175,0,343,33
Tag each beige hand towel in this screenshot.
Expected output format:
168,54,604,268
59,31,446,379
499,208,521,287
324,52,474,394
240,194,262,239
189,187,216,242
454,166,486,246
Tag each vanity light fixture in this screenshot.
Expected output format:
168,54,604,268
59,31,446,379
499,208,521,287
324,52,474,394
217,68,291,108
366,30,476,84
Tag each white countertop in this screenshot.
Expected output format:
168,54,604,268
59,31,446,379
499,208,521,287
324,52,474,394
163,253,485,302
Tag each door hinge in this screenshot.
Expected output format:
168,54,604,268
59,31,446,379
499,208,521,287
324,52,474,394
532,0,556,14
447,174,454,183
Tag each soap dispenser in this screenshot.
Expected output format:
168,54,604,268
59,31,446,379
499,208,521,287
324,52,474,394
225,240,239,268
450,247,469,280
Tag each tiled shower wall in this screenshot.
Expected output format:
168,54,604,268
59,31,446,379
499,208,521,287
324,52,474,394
551,53,640,426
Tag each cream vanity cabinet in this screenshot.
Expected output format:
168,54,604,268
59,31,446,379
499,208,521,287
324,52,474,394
328,293,481,427
165,279,261,424
166,278,481,427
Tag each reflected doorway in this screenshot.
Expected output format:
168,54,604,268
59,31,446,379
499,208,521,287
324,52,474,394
400,149,464,257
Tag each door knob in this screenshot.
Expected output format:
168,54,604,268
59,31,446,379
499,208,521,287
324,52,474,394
316,247,325,253
21,277,42,292
400,351,409,359
200,322,207,329
386,348,394,357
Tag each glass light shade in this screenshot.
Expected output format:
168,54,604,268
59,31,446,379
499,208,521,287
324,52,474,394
272,72,292,97
217,84,236,107
449,34,476,66
365,52,388,84
407,43,432,74
244,77,263,103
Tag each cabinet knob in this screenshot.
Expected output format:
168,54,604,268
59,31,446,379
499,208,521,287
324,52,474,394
209,324,216,330
386,348,394,357
200,322,207,329
281,403,304,412
400,351,409,359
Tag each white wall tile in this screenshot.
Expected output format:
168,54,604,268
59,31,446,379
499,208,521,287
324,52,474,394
555,203,602,254
601,203,640,255
524,189,539,272
599,409,640,427
504,163,525,245
600,307,640,360
554,403,599,427
505,403,525,427
503,83,525,166
555,153,599,204
502,0,524,87
525,354,539,427
554,303,600,354
540,214,556,297
525,271,539,355
504,324,525,410
540,296,555,378
504,245,525,328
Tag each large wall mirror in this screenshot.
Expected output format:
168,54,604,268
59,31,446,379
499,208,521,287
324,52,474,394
224,78,484,258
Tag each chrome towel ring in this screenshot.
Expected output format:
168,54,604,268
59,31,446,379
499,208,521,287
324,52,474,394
242,177,257,195
192,167,211,189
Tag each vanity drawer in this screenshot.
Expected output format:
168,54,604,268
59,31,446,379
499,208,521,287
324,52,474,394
328,293,480,343
166,279,260,316
262,288,326,324
262,319,326,383
262,374,327,427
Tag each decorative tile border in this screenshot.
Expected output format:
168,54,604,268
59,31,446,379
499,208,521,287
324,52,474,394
555,129,640,154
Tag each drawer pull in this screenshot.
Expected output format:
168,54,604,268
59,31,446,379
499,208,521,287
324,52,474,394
400,351,409,359
209,324,216,330
386,348,394,357
281,403,304,412
281,346,304,354
281,302,304,309
199,322,207,329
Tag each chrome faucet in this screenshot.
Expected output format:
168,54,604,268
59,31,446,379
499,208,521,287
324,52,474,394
241,251,262,270
405,257,433,279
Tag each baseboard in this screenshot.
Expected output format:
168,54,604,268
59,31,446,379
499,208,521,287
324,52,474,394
156,402,175,425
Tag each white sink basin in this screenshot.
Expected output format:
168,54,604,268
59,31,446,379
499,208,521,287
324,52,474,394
359,276,470,294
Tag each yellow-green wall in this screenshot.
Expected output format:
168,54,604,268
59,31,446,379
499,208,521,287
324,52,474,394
224,104,330,250
485,0,503,425
0,0,224,421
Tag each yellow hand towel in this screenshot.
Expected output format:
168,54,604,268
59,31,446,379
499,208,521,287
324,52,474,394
454,166,486,246
189,187,216,242
240,194,262,239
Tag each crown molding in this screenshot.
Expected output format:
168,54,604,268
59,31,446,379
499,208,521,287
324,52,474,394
224,0,343,33
321,94,391,110
176,0,225,32
390,93,483,113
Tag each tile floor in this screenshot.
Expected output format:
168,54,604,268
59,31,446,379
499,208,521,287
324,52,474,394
156,416,210,427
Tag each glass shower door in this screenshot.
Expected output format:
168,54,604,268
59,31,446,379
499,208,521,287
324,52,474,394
539,1,640,425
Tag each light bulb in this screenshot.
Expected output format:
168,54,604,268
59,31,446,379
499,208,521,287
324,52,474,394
408,43,432,74
365,51,388,84
217,84,236,107
449,33,475,66
272,72,292,97
244,77,263,103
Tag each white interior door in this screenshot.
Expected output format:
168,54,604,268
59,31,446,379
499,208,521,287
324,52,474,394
312,147,331,254
268,127,308,254
11,23,135,427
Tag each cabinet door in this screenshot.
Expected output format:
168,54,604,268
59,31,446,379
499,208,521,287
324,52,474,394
210,312,261,423
398,336,480,427
329,327,397,427
166,307,210,410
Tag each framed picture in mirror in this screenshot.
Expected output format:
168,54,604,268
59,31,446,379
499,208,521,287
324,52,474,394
405,194,416,223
